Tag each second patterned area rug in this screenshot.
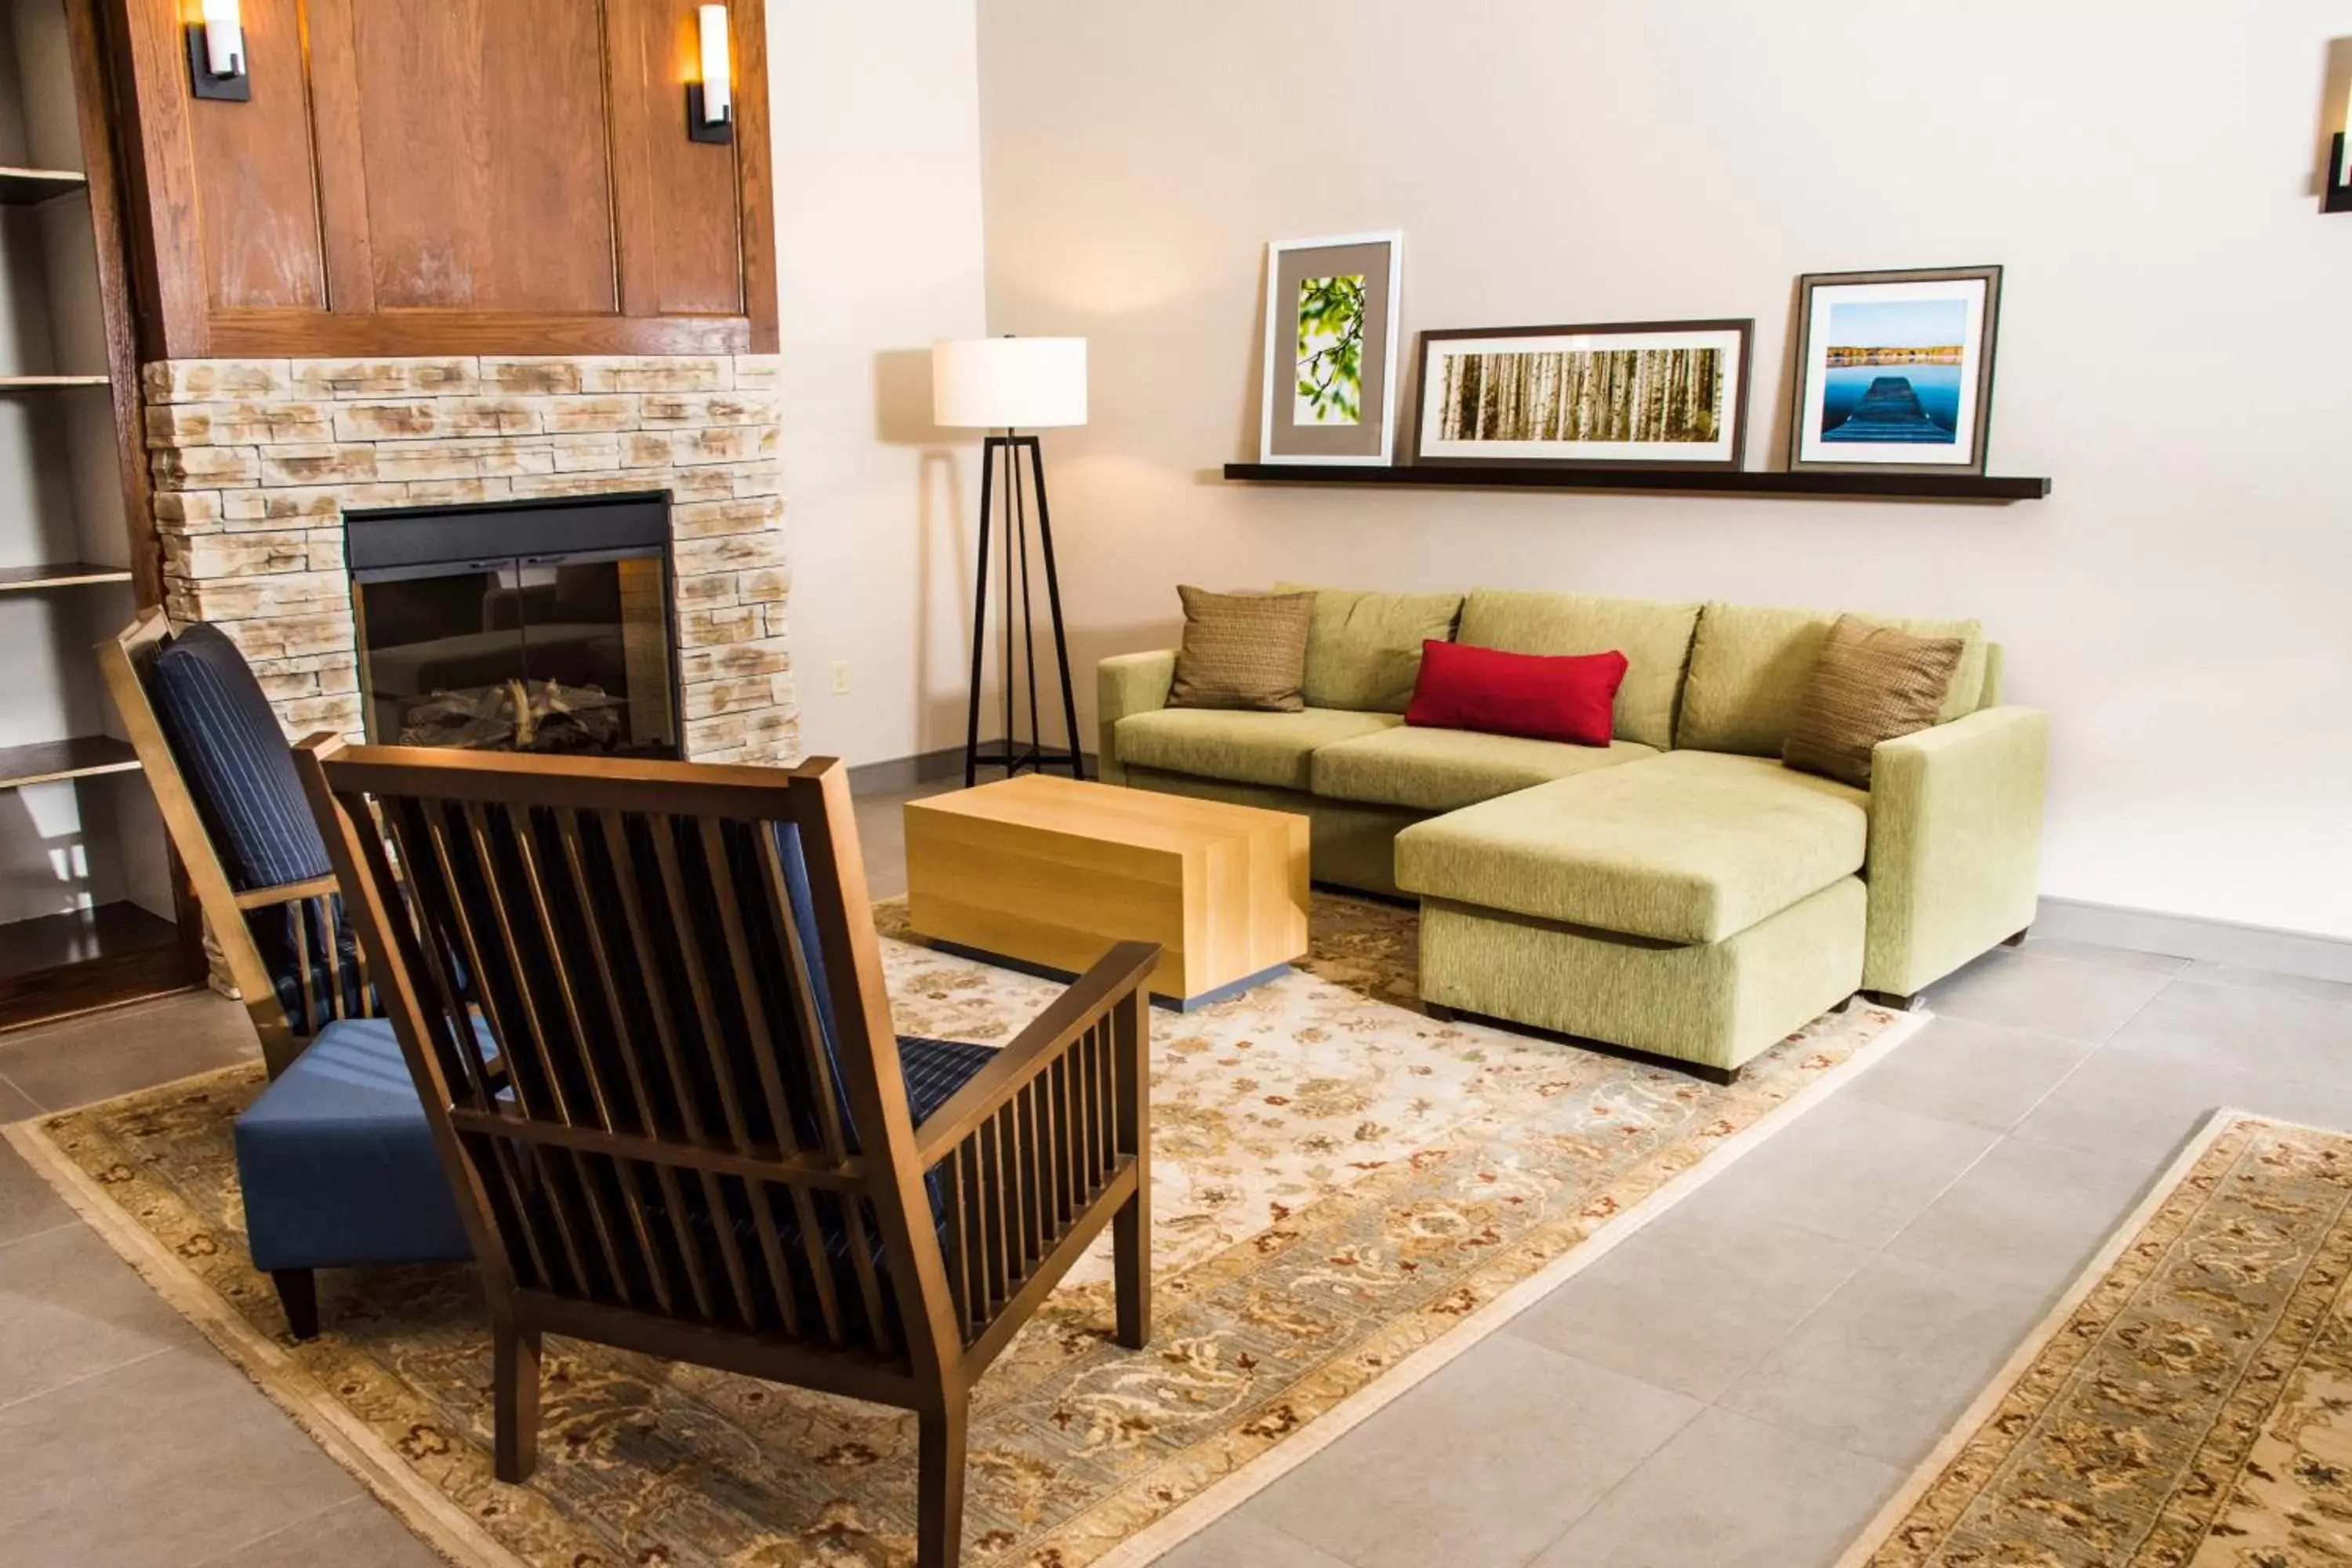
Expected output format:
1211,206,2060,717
1843,1110,2352,1567
11,895,1915,1568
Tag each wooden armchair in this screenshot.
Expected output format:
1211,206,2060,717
100,610,376,1078
294,735,1156,1567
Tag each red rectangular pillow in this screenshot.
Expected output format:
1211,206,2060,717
1403,640,1628,747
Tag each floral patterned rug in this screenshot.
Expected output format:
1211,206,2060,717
1842,1111,2352,1567
12,895,1915,1568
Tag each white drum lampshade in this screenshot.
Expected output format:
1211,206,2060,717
932,337,1087,430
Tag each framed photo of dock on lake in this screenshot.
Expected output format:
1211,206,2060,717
1789,266,2002,475
1411,318,1754,470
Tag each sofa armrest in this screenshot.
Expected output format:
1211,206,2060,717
1096,650,1177,785
1864,706,2049,996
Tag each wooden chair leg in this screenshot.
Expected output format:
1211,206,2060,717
1113,1184,1150,1350
271,1267,319,1341
494,1316,542,1483
916,1398,968,1568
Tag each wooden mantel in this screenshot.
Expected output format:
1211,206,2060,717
103,0,775,361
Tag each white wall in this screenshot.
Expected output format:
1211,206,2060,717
770,0,992,767
972,0,2352,940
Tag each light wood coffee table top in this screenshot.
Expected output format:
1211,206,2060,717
904,775,1309,1009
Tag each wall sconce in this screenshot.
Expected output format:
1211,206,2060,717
2330,76,2352,213
187,0,249,102
688,4,733,144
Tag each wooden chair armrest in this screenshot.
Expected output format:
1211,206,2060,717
916,939,1159,1164
232,875,340,911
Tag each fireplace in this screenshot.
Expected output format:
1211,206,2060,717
348,492,681,759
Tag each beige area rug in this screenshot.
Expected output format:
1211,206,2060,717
9,895,1919,1568
1842,1110,2352,1567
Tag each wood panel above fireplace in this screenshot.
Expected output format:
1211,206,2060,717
103,0,775,360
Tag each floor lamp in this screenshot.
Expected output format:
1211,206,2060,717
933,336,1088,786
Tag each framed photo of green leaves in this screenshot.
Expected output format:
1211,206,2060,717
1259,231,1403,465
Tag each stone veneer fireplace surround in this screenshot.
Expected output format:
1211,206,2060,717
143,354,797,766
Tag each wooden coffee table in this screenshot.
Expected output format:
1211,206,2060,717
904,775,1309,1010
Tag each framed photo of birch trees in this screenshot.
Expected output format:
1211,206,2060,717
1411,319,1753,470
1259,232,1404,465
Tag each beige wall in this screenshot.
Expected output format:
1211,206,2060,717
975,0,2352,940
771,0,992,767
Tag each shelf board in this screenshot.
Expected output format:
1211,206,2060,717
0,901,194,1033
0,165,86,206
0,735,140,790
0,900,179,985
0,374,110,390
1221,463,2053,503
0,561,133,592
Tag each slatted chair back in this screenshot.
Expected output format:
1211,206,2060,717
100,610,375,1076
295,735,1158,1566
299,737,959,1361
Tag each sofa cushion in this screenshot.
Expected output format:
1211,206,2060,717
1395,750,1867,944
1167,586,1315,711
1675,602,1986,757
1454,590,1700,750
1274,583,1463,713
1313,725,1655,813
1405,641,1627,747
1782,616,1966,788
1114,706,1402,791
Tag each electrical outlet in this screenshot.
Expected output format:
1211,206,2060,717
829,660,851,695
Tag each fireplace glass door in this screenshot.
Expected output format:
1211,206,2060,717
354,550,678,757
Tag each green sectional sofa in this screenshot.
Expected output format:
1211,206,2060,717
1098,586,2048,1079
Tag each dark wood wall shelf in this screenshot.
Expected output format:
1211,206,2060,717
1221,463,2052,503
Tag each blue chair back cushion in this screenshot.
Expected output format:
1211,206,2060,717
150,622,334,891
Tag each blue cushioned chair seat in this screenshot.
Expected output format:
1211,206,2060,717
234,1018,476,1273
234,1018,997,1282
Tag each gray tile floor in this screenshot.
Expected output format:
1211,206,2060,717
0,775,2340,1566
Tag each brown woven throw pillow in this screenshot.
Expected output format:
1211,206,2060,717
1783,615,1965,788
1167,586,1314,711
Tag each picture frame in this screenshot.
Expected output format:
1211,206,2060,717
1258,231,1404,466
1788,265,2002,475
1410,318,1754,470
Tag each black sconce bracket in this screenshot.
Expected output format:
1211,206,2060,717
186,25,250,101
2328,133,2352,214
687,84,732,144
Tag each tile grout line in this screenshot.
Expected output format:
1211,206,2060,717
0,1067,47,1116
0,1343,176,1421
1693,964,2202,1476
0,1217,85,1255
186,1494,368,1568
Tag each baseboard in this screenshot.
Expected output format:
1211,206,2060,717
2035,896,2352,984
845,747,967,794
846,747,1102,796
